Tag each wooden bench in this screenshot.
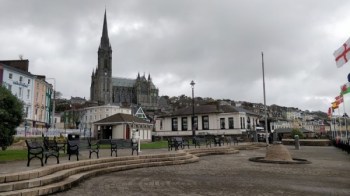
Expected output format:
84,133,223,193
25,139,44,167
55,137,66,153
110,139,118,157
101,139,138,156
43,137,60,164
213,136,226,147
193,136,211,148
167,137,184,151
181,138,190,149
88,139,100,159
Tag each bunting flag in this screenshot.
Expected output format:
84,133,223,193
335,95,344,104
334,37,350,68
328,107,332,117
332,101,339,109
340,82,350,95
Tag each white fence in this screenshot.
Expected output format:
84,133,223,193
15,127,93,138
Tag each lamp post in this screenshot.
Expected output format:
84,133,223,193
190,80,195,137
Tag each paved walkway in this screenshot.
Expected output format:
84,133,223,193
1,144,350,195
51,145,350,196
0,148,172,174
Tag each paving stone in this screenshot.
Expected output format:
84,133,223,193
51,146,350,196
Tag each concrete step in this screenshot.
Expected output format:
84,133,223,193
0,144,267,196
0,152,194,195
0,152,187,184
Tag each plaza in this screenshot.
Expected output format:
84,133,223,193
6,144,346,196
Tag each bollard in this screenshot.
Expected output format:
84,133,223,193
294,135,300,150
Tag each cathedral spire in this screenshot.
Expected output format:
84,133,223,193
100,9,110,49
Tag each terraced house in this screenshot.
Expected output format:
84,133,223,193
0,60,54,133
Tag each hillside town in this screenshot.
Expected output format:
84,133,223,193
0,57,332,141
0,9,335,142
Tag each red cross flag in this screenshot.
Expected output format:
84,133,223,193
334,37,350,68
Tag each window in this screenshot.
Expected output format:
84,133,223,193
28,79,31,84
9,73,12,79
19,87,22,97
220,118,225,129
160,120,163,130
181,117,188,131
25,107,29,118
19,76,23,83
240,117,246,129
202,116,209,130
229,117,234,129
27,89,30,99
172,118,178,131
8,84,12,91
192,116,198,130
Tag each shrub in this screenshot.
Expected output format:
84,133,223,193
290,128,304,139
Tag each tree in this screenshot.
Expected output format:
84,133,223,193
0,86,24,150
290,128,304,139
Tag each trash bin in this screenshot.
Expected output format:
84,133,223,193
68,133,80,141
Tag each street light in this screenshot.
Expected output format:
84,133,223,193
190,80,195,137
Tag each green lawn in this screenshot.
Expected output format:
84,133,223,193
0,140,169,162
0,150,27,162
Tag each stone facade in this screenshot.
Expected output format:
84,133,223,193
90,11,159,111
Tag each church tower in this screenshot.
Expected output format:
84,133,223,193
91,10,113,104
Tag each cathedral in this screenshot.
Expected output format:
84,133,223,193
90,11,159,111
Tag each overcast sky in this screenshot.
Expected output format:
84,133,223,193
1,0,350,113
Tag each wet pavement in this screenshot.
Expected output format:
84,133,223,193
48,145,350,196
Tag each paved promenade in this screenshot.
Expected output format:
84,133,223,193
1,145,350,195
0,148,172,174
49,145,350,196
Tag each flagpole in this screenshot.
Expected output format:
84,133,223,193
261,52,268,145
337,108,342,140
342,97,348,139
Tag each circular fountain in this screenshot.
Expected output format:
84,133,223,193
249,142,310,164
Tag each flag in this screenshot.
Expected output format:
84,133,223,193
335,96,344,104
334,37,350,68
328,107,332,117
332,101,339,109
340,82,350,95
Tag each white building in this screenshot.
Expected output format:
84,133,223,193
155,104,260,137
94,113,153,141
69,104,132,137
0,63,34,123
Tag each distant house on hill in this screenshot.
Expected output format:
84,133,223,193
154,103,260,137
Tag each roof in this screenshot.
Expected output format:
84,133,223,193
94,113,151,125
0,63,34,77
112,77,135,88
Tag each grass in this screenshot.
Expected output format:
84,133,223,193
0,150,27,162
0,140,169,162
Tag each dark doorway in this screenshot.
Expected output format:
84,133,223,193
126,124,130,139
103,126,112,139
